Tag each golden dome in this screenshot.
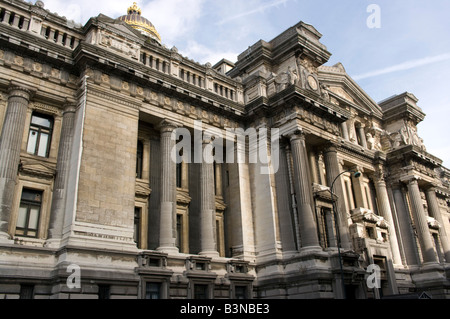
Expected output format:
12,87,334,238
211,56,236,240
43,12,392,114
117,2,161,43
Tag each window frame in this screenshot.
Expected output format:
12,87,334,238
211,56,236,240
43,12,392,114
15,189,43,238
26,112,54,158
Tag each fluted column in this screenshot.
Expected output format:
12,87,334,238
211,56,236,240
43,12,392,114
157,120,178,253
0,85,32,240
405,177,438,264
391,183,419,266
199,139,219,257
323,144,352,250
47,103,76,244
357,124,367,148
289,131,320,250
340,122,349,141
373,175,402,266
425,187,450,262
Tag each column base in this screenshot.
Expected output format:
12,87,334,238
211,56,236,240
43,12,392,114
199,251,220,258
0,231,13,244
156,246,179,255
299,246,323,255
44,238,63,248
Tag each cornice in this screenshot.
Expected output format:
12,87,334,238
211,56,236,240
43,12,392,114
74,43,245,116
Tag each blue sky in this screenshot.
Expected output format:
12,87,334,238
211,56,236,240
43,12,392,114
43,0,450,166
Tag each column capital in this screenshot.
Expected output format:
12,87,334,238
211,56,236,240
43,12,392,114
424,183,439,193
158,119,179,133
323,141,338,154
63,100,77,114
288,129,306,142
7,83,35,101
400,175,421,185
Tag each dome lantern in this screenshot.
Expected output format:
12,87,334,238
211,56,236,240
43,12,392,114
117,2,161,43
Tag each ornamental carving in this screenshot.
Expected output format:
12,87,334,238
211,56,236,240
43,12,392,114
99,31,140,60
388,120,427,151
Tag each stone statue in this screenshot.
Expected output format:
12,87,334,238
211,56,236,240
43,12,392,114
366,133,375,150
287,66,298,85
321,85,330,101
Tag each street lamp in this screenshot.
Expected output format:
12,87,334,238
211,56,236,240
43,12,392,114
329,170,361,299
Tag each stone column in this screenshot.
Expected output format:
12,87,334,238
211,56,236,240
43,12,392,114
373,175,403,266
425,187,450,262
340,122,349,141
156,120,178,253
289,131,320,250
405,177,438,264
0,85,32,240
391,183,419,266
323,144,352,250
199,139,219,257
357,124,367,148
47,103,76,244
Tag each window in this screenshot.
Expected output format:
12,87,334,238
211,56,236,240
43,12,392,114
235,286,247,299
134,207,141,248
176,162,182,188
366,226,376,239
19,285,34,299
27,113,53,158
145,283,161,299
194,284,208,299
16,189,42,238
176,214,183,250
98,285,110,299
136,141,143,179
195,262,206,271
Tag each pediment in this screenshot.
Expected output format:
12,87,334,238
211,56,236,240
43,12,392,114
19,158,56,179
135,180,152,198
319,64,383,118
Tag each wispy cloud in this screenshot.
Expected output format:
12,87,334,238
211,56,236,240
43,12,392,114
352,53,450,81
216,0,290,25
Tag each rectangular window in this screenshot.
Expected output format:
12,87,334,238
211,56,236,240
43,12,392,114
366,226,376,239
134,207,141,248
16,189,42,238
194,284,208,299
98,285,110,299
145,283,161,299
176,214,183,250
235,286,247,299
136,141,143,179
176,162,182,188
20,285,34,299
27,113,53,158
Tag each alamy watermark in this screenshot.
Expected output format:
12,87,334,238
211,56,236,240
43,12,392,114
366,264,381,289
367,4,381,29
171,120,280,175
66,264,81,289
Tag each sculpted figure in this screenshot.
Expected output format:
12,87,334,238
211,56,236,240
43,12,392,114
287,66,298,85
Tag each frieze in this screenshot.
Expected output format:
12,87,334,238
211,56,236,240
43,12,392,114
31,102,61,115
0,49,77,88
89,72,239,130
19,157,57,179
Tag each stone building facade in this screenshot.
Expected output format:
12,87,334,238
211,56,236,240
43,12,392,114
0,0,449,299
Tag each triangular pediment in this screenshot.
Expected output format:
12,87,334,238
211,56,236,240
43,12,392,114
319,63,383,118
20,158,56,179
